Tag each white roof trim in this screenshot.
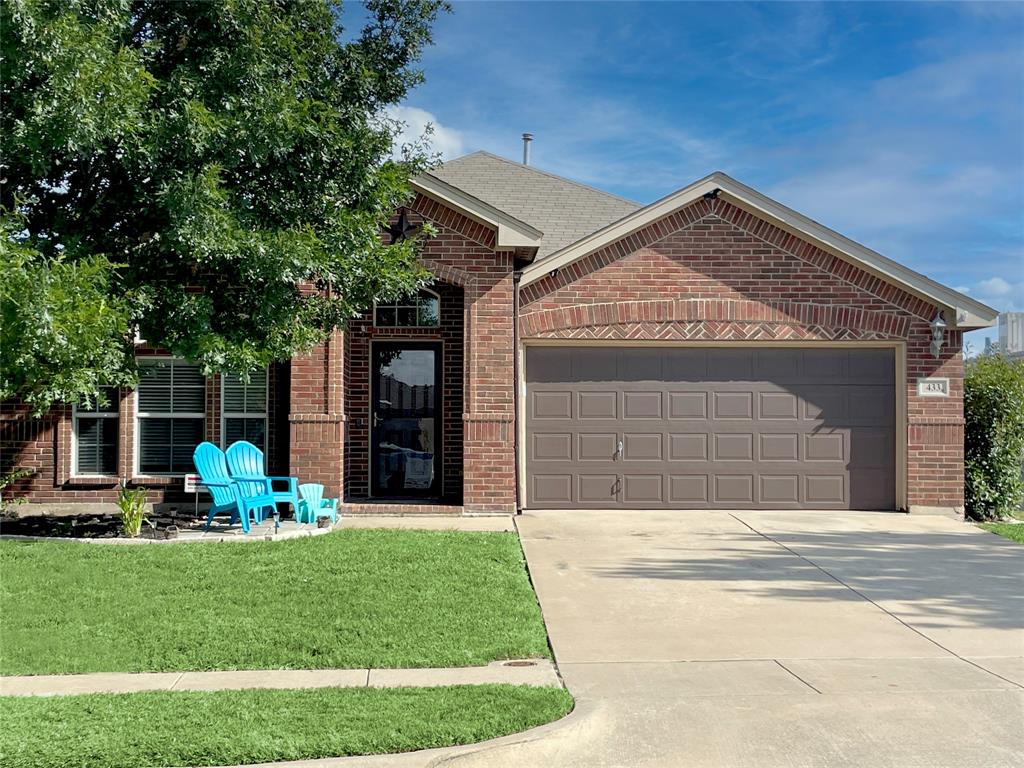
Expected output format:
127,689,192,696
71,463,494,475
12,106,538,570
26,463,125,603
520,171,996,329
412,173,543,250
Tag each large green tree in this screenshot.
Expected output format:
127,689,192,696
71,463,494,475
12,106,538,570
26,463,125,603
1,0,445,413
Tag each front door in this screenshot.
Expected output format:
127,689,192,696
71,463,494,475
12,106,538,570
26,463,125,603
371,341,442,498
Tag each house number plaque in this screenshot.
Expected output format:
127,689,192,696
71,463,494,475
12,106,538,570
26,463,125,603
917,378,950,397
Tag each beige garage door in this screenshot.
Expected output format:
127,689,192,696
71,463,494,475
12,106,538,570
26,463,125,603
525,347,895,510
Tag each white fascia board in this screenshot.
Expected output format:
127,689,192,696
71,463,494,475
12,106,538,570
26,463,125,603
411,174,543,249
521,171,997,329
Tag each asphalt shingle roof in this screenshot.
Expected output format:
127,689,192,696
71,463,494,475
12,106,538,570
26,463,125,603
426,151,642,259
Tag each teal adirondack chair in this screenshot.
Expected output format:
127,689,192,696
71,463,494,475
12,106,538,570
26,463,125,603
225,440,299,518
297,483,338,524
193,442,276,533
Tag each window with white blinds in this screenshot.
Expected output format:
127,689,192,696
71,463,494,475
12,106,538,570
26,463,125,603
74,386,119,475
222,370,268,456
136,359,206,475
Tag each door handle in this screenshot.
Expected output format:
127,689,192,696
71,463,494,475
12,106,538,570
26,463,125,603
615,439,623,460
373,413,382,428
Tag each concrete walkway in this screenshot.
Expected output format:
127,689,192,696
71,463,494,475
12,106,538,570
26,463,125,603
263,509,1023,768
0,659,557,697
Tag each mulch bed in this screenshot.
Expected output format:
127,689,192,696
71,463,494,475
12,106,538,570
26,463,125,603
0,512,206,539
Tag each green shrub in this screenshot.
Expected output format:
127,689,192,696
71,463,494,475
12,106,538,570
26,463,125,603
116,486,148,537
964,354,1024,520
0,467,34,514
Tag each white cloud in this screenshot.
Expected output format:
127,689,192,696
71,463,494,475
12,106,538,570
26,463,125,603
962,275,1024,312
385,105,467,160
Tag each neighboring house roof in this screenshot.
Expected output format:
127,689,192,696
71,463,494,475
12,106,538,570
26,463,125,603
414,154,997,330
423,151,642,258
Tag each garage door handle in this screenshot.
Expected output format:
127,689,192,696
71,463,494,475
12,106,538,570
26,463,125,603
615,439,623,460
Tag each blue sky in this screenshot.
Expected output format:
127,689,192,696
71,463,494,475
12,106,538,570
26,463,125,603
376,1,1023,349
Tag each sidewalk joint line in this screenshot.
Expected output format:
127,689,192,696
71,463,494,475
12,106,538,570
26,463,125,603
773,659,822,694
729,513,1024,691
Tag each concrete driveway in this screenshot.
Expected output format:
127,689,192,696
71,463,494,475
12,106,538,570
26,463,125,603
276,510,1023,768
504,510,1024,768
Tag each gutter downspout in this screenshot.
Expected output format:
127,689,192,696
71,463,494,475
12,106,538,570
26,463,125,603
512,269,523,515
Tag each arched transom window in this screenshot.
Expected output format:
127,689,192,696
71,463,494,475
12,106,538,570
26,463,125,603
373,288,440,328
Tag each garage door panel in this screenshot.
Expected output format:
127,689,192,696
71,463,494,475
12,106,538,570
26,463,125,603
577,390,617,419
664,349,708,381
669,433,709,461
849,388,894,426
715,475,755,504
617,349,664,381
532,390,573,419
804,350,848,381
623,433,663,461
850,469,896,510
850,428,894,469
572,348,618,382
531,432,572,462
708,349,755,380
849,349,894,383
804,431,847,462
760,475,800,504
525,347,895,510
578,433,618,461
578,474,618,504
669,474,709,503
714,391,753,419
623,391,662,419
755,349,801,380
760,433,799,461
668,391,708,419
759,391,799,419
802,389,848,421
805,474,847,505
532,474,573,505
714,433,754,461
623,474,663,504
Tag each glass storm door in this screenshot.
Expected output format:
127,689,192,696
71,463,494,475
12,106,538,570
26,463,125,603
371,342,442,498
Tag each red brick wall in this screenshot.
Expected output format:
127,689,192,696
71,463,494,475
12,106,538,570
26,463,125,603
360,198,517,513
2,355,288,509
344,281,465,502
521,198,965,512
288,329,344,499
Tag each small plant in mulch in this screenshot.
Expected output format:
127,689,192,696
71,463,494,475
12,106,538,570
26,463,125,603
116,486,149,537
0,467,34,515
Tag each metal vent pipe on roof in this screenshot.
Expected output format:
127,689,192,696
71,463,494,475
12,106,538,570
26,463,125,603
522,133,533,165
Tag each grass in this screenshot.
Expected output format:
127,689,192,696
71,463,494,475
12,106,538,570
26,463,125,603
0,529,551,675
979,522,1024,544
0,685,574,768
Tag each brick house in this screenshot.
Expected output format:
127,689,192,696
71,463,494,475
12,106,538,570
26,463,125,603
1,151,996,517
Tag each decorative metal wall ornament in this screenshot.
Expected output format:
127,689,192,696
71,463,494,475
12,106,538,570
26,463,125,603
930,311,947,358
386,207,421,244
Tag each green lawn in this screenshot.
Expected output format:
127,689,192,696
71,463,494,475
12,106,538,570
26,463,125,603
979,522,1024,544
0,685,574,768
0,529,551,675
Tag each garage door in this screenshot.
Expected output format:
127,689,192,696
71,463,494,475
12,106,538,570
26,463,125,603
525,347,895,510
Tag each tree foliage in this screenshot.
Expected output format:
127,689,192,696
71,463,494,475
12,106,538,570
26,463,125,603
1,0,446,412
964,353,1024,520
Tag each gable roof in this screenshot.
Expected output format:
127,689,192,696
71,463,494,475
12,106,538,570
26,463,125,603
519,171,997,329
423,151,642,258
414,155,996,330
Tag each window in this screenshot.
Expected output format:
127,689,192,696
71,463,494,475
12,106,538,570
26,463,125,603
136,359,206,475
74,386,119,475
222,369,268,456
373,288,440,328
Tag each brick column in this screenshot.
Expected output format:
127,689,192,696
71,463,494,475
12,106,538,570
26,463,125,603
462,262,517,513
288,328,345,498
